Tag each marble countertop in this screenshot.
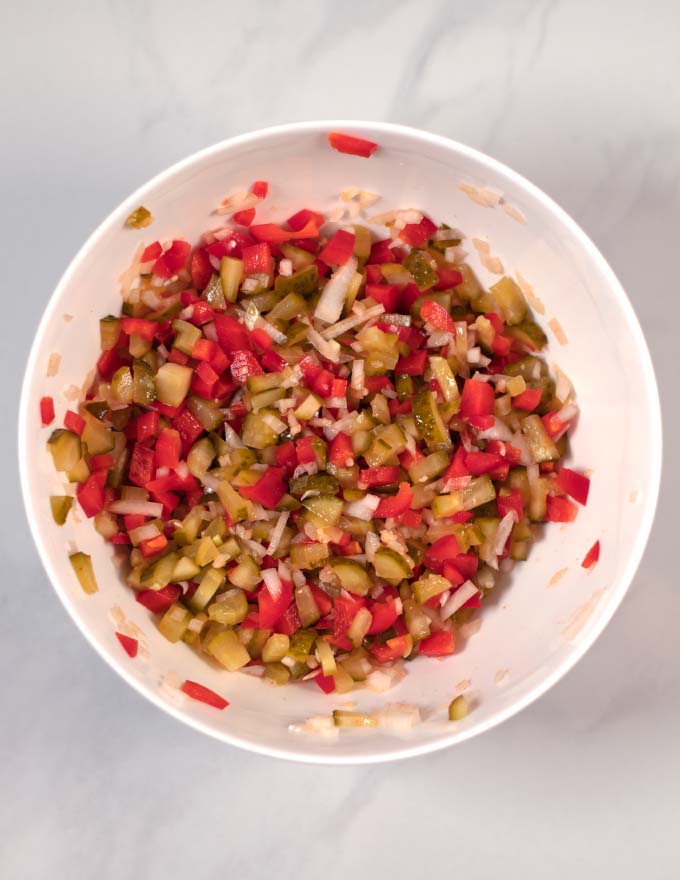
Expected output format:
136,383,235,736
2,1,678,877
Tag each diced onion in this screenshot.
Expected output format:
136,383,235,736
321,303,385,340
494,511,517,556
266,511,290,555
108,500,163,517
365,532,380,564
261,569,282,600
441,581,478,619
224,423,245,448
128,523,161,543
350,359,366,395
375,703,421,731
306,325,341,363
344,494,380,521
262,413,288,434
314,256,358,324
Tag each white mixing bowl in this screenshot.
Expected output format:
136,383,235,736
19,121,661,763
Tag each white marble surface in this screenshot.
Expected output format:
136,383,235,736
2,0,679,876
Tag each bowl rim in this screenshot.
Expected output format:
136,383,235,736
18,120,663,764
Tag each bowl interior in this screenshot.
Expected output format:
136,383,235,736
20,122,661,763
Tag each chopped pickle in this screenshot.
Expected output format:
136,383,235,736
295,583,321,627
408,449,450,483
274,264,319,297
228,555,261,590
522,414,559,462
50,495,73,526
327,558,371,595
429,356,460,406
289,473,339,497
262,633,290,663
302,494,344,527
373,548,413,583
131,359,156,406
125,206,153,228
99,316,121,351
48,430,82,473
208,629,250,670
449,695,469,721
202,273,226,309
489,276,527,325
413,573,451,604
413,390,452,449
508,320,548,351
289,542,329,569
69,552,98,595
158,603,191,642
432,476,496,518
208,590,248,625
155,363,191,407
172,319,202,355
189,568,226,611
241,412,279,449
265,662,291,685
220,257,244,302
405,249,439,291
333,710,377,728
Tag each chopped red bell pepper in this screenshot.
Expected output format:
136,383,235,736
395,349,427,375
450,552,478,579
512,388,542,412
120,317,157,341
195,360,219,389
327,131,378,158
497,488,524,522
399,215,437,248
374,482,413,518
287,208,325,231
187,301,214,326
420,299,456,332
434,267,463,290
314,673,336,694
329,432,354,467
425,534,461,571
230,349,263,384
418,630,455,657
365,283,401,312
128,443,155,487
318,229,355,266
181,680,229,710
96,347,126,381
460,379,495,420
358,466,401,489
40,396,55,425
168,348,190,366
556,467,590,506
274,602,301,637
136,584,182,614
261,348,287,372
233,207,256,226
367,239,395,264
190,248,212,290
274,439,297,473
76,471,106,517
214,314,251,353
582,540,600,570
546,496,578,522
332,593,366,637
139,534,169,558
395,508,422,528
172,409,203,456
295,435,317,466
258,576,293,629
115,632,138,658
309,585,332,616
242,242,272,275
330,378,348,398
250,220,319,243
370,635,411,663
64,410,85,436
206,231,255,260
251,180,269,199
135,410,159,443
367,597,399,634
141,241,162,262
152,240,191,278
89,453,114,470
464,451,505,475
442,561,465,587
237,467,286,509
542,410,571,441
